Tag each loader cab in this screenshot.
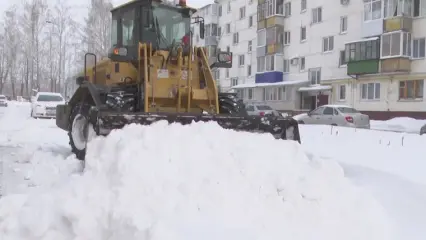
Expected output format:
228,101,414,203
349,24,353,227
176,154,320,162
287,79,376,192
108,0,196,62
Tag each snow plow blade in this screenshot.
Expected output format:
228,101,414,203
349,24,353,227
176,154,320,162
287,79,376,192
97,111,301,142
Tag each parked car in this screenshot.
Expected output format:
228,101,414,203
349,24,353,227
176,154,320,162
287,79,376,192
245,103,281,117
420,124,426,135
293,104,370,129
30,92,65,118
0,95,8,107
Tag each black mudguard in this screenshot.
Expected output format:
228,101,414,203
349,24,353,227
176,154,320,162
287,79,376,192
56,104,72,131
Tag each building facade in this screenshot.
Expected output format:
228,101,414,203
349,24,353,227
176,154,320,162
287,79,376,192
192,0,426,119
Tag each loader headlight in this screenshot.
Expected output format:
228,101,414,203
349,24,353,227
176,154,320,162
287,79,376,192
113,47,128,56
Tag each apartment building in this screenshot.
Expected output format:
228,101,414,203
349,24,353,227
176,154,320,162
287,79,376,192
192,0,258,92
334,0,426,119
192,0,426,119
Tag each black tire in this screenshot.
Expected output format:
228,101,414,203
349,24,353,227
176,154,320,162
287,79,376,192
218,94,247,116
68,103,92,161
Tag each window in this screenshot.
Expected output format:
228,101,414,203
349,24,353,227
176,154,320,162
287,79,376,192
218,27,222,37
309,68,321,85
266,55,275,71
381,31,411,58
212,4,218,15
266,0,274,17
248,40,252,52
323,107,334,115
257,56,265,72
322,36,334,52
262,87,288,101
226,69,229,78
37,94,64,102
248,88,254,100
237,89,245,99
301,0,307,11
300,26,306,41
231,77,238,86
383,0,415,18
312,7,322,24
284,31,291,45
210,24,218,36
399,80,424,99
248,65,252,76
226,23,231,33
257,2,266,21
276,0,284,14
238,55,245,66
338,85,346,100
413,0,421,17
412,38,425,59
283,59,290,72
360,83,380,100
207,45,217,57
227,2,231,12
364,0,382,21
340,16,348,33
226,46,230,52
233,32,239,44
218,5,222,16
284,2,291,16
339,50,346,66
121,9,135,46
266,27,278,45
239,6,246,19
345,39,380,62
300,57,305,71
249,15,253,27
258,29,266,46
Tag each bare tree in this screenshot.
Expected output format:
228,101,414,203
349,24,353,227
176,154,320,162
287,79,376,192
83,0,114,59
3,6,21,98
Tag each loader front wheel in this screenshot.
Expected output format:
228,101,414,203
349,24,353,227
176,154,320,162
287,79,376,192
69,103,96,161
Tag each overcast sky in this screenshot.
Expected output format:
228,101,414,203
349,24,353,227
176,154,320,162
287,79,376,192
0,0,213,22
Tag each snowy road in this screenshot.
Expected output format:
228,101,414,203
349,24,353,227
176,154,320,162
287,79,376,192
0,102,425,239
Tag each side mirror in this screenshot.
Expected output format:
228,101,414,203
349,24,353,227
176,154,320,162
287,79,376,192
307,111,312,116
76,76,85,85
210,51,232,69
199,21,205,39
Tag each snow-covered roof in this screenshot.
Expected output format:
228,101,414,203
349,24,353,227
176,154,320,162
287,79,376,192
344,37,379,45
232,80,308,89
298,85,332,92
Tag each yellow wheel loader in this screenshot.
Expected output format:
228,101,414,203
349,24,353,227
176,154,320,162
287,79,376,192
55,0,301,160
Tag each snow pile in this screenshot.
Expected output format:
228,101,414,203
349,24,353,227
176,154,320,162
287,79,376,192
371,117,426,133
0,121,392,240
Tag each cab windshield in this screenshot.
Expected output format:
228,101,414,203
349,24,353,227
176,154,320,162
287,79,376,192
152,6,190,49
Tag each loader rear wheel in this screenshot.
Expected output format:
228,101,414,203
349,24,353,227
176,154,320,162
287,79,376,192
68,103,96,161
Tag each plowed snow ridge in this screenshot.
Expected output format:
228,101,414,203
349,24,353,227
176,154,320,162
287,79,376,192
0,121,392,240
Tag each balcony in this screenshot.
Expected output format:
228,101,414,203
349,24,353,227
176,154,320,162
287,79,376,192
381,58,411,72
383,16,413,33
380,31,411,72
257,0,285,30
344,37,380,75
257,25,284,56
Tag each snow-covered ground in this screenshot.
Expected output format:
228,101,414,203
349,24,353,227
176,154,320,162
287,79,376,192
0,102,425,240
370,117,426,134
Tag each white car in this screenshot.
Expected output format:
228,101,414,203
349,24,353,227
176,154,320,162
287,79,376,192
31,92,65,118
0,95,7,107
